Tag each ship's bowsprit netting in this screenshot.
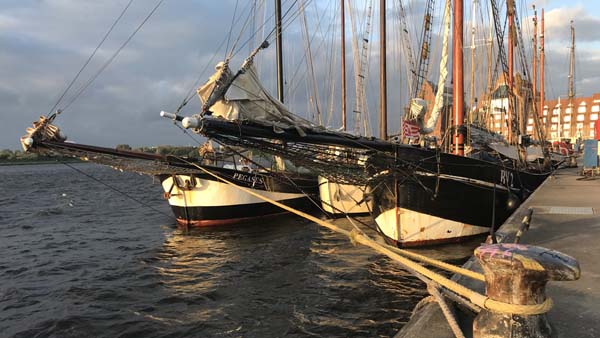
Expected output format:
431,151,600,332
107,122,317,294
209,133,372,185
39,143,204,176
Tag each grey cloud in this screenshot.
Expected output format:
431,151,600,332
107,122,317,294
2,0,600,149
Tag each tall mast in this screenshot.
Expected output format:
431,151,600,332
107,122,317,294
532,6,538,116
469,0,478,114
379,0,387,139
275,0,284,103
568,20,576,101
486,3,493,128
453,0,464,155
507,0,515,143
341,0,347,131
540,9,545,124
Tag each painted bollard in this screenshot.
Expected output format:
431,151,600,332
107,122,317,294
473,243,580,338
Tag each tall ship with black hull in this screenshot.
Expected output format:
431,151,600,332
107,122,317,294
186,115,549,246
176,0,552,246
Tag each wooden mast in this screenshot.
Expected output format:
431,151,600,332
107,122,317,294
540,9,545,125
453,0,464,155
532,6,538,116
275,0,284,103
507,0,514,143
469,0,478,116
379,0,387,140
486,4,493,130
341,0,347,131
568,20,576,101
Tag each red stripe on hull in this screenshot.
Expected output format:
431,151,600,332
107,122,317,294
175,211,290,227
385,232,487,248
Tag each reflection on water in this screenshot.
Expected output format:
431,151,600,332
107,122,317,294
151,216,434,337
0,164,478,337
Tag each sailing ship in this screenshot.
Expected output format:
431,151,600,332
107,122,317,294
172,0,552,246
19,3,321,228
20,115,318,227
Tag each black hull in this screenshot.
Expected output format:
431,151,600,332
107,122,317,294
369,146,550,229
193,118,550,232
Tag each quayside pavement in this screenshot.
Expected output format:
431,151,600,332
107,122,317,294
396,164,600,338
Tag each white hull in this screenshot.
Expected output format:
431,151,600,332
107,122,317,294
318,176,371,215
374,207,489,246
162,175,306,208
160,174,309,226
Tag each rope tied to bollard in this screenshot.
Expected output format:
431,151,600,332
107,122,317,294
181,159,555,316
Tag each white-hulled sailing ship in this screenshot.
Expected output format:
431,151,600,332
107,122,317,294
18,1,323,228
20,116,318,227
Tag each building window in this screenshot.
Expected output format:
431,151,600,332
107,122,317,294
578,106,586,113
543,109,548,116
564,131,570,138
527,125,533,132
553,108,560,115
494,122,501,128
592,105,600,113
543,117,547,123
591,113,598,121
566,107,572,114
591,122,596,129
563,124,570,130
494,114,501,120
551,132,557,139
551,124,557,130
528,118,533,125
564,115,571,122
551,117,558,123
577,123,584,129
577,114,585,121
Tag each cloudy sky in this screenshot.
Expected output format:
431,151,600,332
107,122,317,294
1,0,599,149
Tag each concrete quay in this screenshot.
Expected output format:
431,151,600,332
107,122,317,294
395,165,600,338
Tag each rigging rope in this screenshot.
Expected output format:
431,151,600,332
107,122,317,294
224,0,241,59
60,161,175,220
61,0,166,112
180,157,553,316
47,0,136,117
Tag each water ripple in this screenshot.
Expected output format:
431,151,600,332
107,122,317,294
0,163,476,337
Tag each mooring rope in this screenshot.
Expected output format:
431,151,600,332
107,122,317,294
181,158,553,316
428,284,466,338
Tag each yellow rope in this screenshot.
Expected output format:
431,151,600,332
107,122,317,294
187,162,553,316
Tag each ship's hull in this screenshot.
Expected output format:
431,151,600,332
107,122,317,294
368,147,549,247
318,176,370,215
159,167,317,227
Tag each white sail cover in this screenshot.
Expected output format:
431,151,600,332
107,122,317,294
410,0,451,135
197,61,315,134
427,0,451,133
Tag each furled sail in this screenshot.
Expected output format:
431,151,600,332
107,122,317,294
197,59,316,135
409,0,451,135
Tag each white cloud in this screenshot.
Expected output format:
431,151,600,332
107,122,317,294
544,6,600,43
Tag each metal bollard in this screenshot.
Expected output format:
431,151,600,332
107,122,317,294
473,243,580,338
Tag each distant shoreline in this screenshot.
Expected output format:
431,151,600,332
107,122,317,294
0,159,83,166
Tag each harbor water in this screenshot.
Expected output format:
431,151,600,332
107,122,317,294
0,163,436,338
